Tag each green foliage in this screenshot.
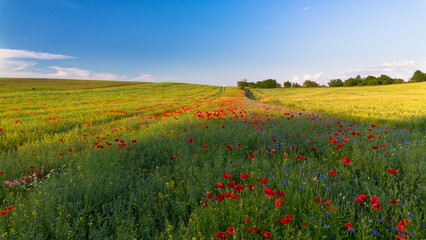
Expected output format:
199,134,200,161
327,79,343,87
302,80,319,88
292,82,301,88
409,70,426,82
253,79,278,88
283,81,292,88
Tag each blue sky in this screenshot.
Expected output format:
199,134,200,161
0,0,425,86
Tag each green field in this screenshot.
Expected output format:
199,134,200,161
0,80,424,239
250,83,426,129
0,78,146,92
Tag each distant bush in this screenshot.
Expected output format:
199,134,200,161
409,70,426,83
237,79,279,89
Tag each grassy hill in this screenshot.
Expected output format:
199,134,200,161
0,80,424,239
0,78,146,92
250,82,426,129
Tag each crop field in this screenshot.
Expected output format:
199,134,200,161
250,83,426,130
0,80,424,239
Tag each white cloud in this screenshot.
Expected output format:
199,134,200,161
131,73,154,82
292,76,300,83
334,60,420,80
0,49,74,60
0,48,173,82
304,72,323,81
302,7,310,11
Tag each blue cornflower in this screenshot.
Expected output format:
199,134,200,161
299,187,303,191
378,219,382,223
392,228,398,232
326,187,331,191
310,217,315,221
283,167,288,171
281,179,289,185
371,230,376,234
407,214,414,217
374,233,380,237
324,224,330,228
348,228,355,233
320,175,325,178
325,212,330,216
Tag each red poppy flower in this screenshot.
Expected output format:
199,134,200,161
234,185,244,193
231,193,238,200
248,227,254,232
173,155,178,159
388,169,397,175
330,170,336,176
224,173,231,179
275,190,285,198
249,184,255,190
188,138,193,143
359,194,367,200
264,232,271,238
216,231,225,238
355,198,362,203
132,140,137,143
245,218,250,224
302,222,306,226
217,194,224,202
248,154,255,159
344,222,353,229
224,192,230,197
275,198,283,207
283,152,289,157
227,181,236,188
264,188,274,197
372,146,378,150
259,178,268,184
254,146,258,150
226,145,233,150
314,198,321,203
255,229,262,234
6,206,13,211
217,182,225,188
343,157,350,165
237,143,242,147
225,227,235,235
241,173,249,179
204,193,213,199
390,198,397,204
0,211,7,216
0,171,4,175
203,145,208,148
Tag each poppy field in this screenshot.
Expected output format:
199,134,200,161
0,81,424,239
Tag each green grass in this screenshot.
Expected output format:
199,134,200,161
250,82,426,129
0,80,424,239
0,78,146,92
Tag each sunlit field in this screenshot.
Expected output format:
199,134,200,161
250,83,426,130
0,80,424,239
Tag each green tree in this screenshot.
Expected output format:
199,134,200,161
254,79,278,88
237,79,255,89
328,79,343,87
364,75,379,86
283,81,292,88
343,77,358,87
393,78,405,84
377,75,393,85
409,70,426,82
303,80,319,88
292,82,301,88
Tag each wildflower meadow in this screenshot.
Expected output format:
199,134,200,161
0,80,424,239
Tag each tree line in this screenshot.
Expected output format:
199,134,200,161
238,70,426,89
